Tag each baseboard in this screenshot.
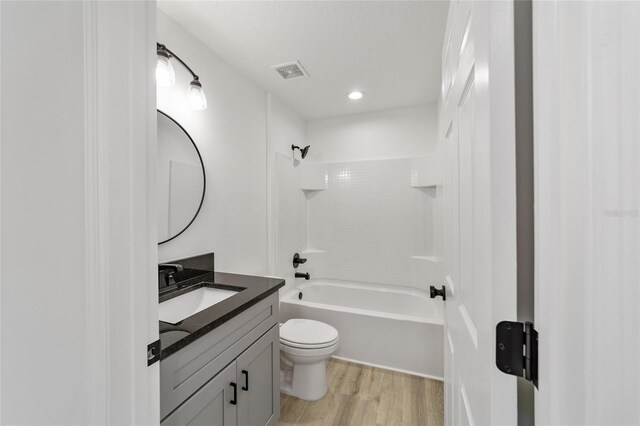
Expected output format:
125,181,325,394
331,355,444,382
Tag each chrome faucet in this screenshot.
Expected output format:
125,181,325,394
159,263,184,287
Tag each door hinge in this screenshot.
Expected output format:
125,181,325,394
147,339,161,366
495,321,538,388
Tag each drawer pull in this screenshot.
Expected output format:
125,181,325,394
242,370,249,391
230,382,237,405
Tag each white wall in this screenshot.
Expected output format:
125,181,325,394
267,95,307,163
266,95,306,293
157,10,268,275
306,104,438,162
157,11,312,289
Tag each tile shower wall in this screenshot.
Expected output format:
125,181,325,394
307,158,434,287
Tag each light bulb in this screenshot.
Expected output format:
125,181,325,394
188,78,207,110
156,51,175,87
347,90,364,100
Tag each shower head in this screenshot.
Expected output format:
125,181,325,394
292,144,311,159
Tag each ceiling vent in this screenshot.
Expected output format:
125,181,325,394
272,61,309,80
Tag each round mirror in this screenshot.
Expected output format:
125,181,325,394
157,110,205,244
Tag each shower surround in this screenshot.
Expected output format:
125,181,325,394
274,153,443,375
305,157,440,289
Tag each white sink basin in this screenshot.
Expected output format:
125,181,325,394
159,286,239,324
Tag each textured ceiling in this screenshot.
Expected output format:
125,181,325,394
158,1,448,120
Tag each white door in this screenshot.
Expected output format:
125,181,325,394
440,1,518,425
0,1,158,424
533,2,640,424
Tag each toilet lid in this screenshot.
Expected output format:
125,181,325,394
280,338,338,350
279,319,339,347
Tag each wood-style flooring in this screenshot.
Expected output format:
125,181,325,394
278,359,444,426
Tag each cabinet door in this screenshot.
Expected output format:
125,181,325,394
237,325,280,426
161,361,238,426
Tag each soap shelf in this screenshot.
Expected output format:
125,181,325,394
301,163,327,191
410,155,441,187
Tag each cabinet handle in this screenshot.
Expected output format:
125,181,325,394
230,382,237,405
241,370,249,391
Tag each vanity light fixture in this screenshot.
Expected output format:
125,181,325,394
347,90,365,100
156,48,175,87
156,42,207,110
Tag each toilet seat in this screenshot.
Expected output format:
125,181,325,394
280,336,339,350
280,339,339,358
279,319,339,349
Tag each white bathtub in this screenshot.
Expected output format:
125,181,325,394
279,279,444,379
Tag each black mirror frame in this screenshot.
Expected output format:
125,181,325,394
157,109,206,245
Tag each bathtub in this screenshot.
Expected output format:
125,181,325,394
279,279,444,379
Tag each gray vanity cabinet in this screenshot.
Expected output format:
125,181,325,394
160,293,280,426
237,325,280,426
161,361,237,426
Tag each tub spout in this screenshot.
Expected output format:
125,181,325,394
295,272,310,280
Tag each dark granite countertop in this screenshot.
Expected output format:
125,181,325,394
159,272,285,360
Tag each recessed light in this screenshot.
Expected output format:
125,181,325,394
347,91,364,100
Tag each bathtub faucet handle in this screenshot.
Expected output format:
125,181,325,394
430,285,446,301
293,253,308,268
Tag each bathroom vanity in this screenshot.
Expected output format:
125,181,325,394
158,254,284,426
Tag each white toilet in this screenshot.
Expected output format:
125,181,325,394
279,318,339,401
